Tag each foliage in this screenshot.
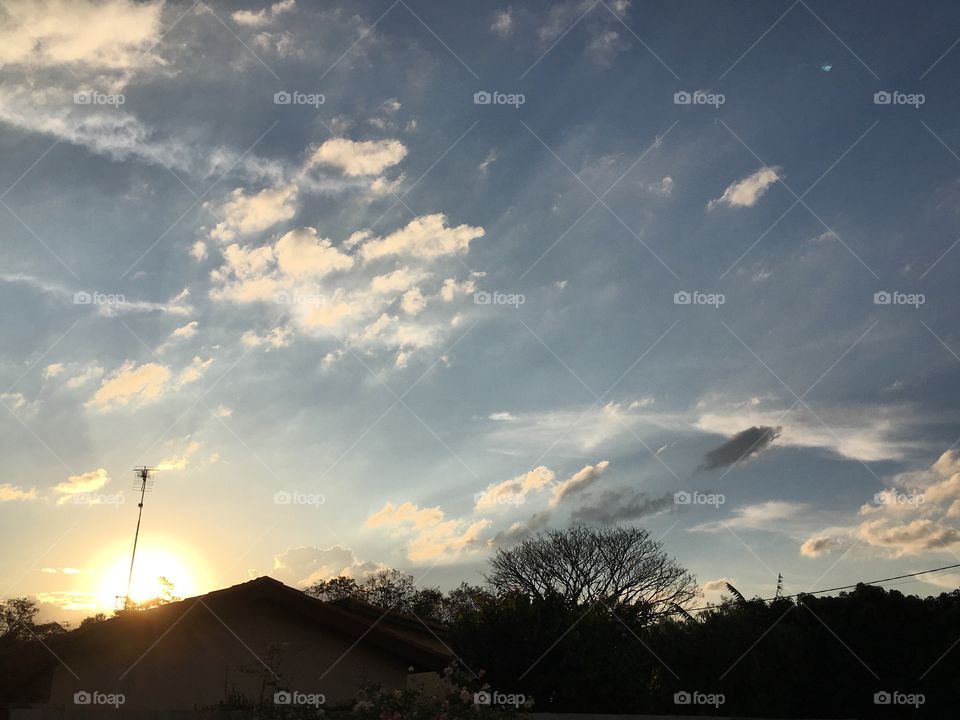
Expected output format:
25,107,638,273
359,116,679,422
0,597,67,646
486,524,699,613
349,663,529,720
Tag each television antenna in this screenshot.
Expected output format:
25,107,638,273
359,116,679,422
122,466,156,610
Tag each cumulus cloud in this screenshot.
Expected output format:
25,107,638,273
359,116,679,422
275,228,355,276
209,184,299,242
0,0,164,72
86,362,171,409
800,535,836,557
549,460,610,506
0,483,38,502
52,468,109,504
703,425,781,470
359,214,484,261
364,501,490,563
702,577,736,593
307,138,407,177
708,167,781,209
487,511,551,547
232,0,295,27
271,544,382,587
474,466,556,511
157,321,198,353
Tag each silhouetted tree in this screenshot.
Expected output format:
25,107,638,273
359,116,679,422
486,525,698,614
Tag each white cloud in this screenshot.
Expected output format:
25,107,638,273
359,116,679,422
708,167,781,209
52,468,109,504
272,544,383,587
157,320,198,353
43,363,64,379
0,0,164,71
365,501,490,563
274,227,354,277
209,184,299,242
491,8,513,36
691,501,807,533
549,460,610,507
360,214,484,261
475,466,556,511
307,138,407,177
800,535,835,557
233,0,296,27
400,287,427,316
649,176,673,196
0,483,38,502
86,362,171,409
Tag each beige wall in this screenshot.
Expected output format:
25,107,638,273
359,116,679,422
47,607,413,712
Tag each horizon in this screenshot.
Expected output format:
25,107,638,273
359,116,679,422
4,0,960,633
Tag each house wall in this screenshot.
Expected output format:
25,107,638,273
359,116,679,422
45,601,412,713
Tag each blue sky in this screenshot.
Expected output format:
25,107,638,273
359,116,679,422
3,0,960,621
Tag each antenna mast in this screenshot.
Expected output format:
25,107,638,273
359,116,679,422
123,466,156,610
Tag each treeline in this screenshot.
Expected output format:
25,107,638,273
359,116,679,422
306,526,960,718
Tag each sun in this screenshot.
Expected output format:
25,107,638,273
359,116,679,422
95,543,201,611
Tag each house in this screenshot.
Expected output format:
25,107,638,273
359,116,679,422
0,576,452,715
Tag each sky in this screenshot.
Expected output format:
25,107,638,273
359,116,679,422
3,0,960,623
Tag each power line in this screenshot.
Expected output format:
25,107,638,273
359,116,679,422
664,561,960,618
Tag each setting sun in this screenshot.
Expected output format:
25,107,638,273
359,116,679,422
95,544,203,611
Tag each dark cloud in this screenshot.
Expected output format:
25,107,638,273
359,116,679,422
571,489,674,525
487,511,551,547
703,425,781,470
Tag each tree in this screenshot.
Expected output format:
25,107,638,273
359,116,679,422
0,597,67,645
305,569,448,623
486,525,698,614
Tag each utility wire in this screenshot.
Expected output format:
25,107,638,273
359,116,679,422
661,561,960,618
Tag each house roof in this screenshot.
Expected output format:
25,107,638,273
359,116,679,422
0,576,452,704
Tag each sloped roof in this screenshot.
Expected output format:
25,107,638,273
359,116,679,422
0,576,452,704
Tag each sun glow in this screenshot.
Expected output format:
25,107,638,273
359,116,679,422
95,542,204,611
